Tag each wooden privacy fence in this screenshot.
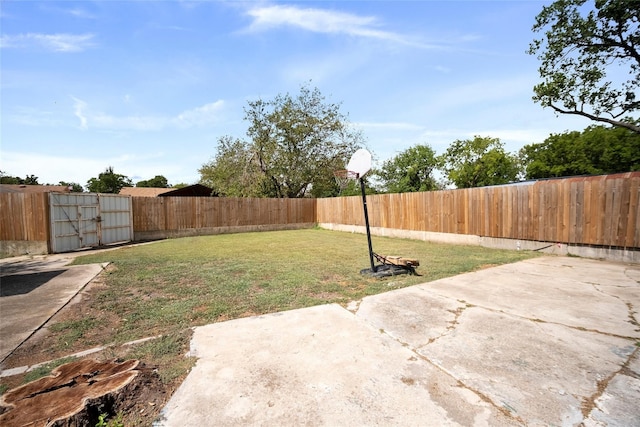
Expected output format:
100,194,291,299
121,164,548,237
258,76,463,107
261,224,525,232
316,172,640,248
0,193,49,242
132,196,316,239
2,172,639,255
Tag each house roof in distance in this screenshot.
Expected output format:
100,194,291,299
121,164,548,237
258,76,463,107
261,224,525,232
119,187,172,197
0,184,72,194
119,184,215,197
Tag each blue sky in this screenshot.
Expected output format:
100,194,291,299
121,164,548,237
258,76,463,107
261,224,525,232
1,0,590,187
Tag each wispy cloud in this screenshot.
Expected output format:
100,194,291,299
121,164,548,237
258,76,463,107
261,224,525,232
244,5,437,48
174,101,225,128
69,97,226,131
66,8,96,19
72,97,89,129
7,107,63,127
0,33,96,52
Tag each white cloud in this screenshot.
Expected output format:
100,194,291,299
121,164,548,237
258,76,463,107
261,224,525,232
244,5,435,48
72,97,88,130
7,107,63,127
0,33,96,52
67,8,96,19
173,101,225,128
68,98,225,131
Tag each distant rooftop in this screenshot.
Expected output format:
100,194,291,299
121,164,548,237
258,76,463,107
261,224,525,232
0,184,72,194
119,184,215,197
119,187,173,197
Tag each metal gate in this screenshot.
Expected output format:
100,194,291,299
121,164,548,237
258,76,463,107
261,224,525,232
49,193,133,253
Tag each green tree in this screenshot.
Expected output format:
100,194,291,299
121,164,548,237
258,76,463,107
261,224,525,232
58,181,84,192
0,172,39,184
86,166,132,193
23,175,39,185
199,83,363,198
528,0,640,133
0,171,22,184
374,144,442,193
439,136,521,188
200,136,266,197
136,175,170,188
520,124,640,179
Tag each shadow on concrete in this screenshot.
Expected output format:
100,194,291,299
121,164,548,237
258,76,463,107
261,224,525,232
0,270,66,297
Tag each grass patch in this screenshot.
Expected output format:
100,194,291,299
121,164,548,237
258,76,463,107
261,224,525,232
128,333,195,384
49,317,99,350
69,229,538,347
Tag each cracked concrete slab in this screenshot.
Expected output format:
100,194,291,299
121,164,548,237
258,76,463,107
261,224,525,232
417,308,634,425
159,304,514,427
160,257,640,426
416,257,640,338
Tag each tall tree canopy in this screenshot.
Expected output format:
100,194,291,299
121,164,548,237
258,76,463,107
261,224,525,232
0,172,39,185
439,136,521,189
200,136,265,197
200,84,364,198
87,166,132,194
59,181,84,192
374,144,441,193
528,0,640,133
136,175,170,188
520,124,640,179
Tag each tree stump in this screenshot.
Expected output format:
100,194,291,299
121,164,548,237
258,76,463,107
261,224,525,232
0,359,140,427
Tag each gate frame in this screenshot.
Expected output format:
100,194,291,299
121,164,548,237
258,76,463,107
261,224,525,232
49,193,133,253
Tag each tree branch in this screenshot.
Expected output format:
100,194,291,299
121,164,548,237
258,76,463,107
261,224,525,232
549,103,640,133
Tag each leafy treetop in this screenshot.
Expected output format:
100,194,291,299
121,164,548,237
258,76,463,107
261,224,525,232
87,166,133,194
374,144,442,193
520,123,640,178
438,136,521,189
528,0,640,133
136,175,170,188
200,83,363,198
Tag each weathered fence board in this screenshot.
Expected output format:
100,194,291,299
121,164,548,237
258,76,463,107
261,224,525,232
131,196,316,233
316,172,640,248
0,193,49,241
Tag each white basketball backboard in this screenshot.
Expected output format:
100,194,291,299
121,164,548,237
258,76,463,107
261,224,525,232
346,149,372,178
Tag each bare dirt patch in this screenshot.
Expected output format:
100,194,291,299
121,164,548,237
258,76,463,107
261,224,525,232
0,266,192,426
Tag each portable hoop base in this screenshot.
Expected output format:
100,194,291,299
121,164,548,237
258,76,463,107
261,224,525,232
360,264,412,278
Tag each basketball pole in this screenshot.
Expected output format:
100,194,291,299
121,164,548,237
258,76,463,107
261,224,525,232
359,176,376,273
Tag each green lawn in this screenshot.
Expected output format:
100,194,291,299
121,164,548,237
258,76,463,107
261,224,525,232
70,228,539,346
1,228,541,412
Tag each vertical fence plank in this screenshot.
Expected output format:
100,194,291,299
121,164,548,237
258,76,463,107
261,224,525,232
626,176,639,248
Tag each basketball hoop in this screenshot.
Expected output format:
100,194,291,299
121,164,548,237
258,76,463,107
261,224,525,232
333,169,359,192
332,148,420,277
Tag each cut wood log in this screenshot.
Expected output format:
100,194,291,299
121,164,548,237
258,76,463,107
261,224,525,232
0,359,140,427
376,255,420,267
